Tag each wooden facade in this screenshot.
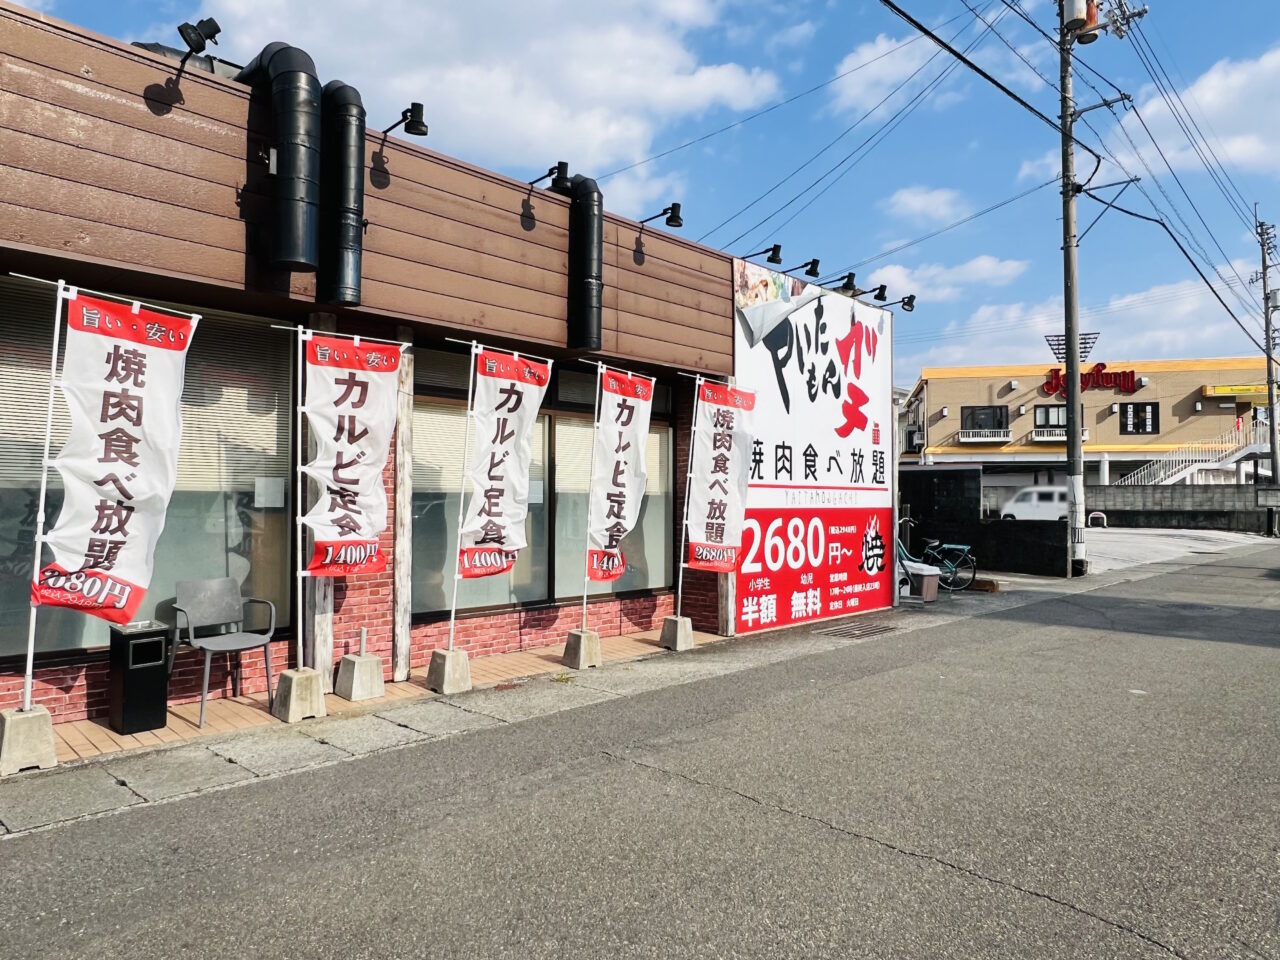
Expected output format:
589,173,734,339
0,0,734,373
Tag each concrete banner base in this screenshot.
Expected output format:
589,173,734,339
660,616,694,652
335,654,386,702
0,705,58,777
426,649,472,695
563,629,602,670
271,668,327,723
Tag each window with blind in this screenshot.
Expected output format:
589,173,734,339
410,401,549,613
553,418,673,598
0,277,293,656
410,349,674,616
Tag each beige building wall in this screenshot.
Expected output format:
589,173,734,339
912,358,1266,458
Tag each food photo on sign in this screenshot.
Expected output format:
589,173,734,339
731,259,895,634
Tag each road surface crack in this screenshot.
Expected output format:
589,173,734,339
603,751,1190,960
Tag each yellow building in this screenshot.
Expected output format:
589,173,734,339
903,357,1270,505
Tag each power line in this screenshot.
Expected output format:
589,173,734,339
1081,190,1274,362
1130,21,1254,226
962,0,1058,93
996,0,1262,326
1126,25,1254,232
696,2,998,245
817,177,1058,284
597,15,970,182
738,18,1000,250
894,275,1252,346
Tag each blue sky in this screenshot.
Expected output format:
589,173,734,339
26,0,1280,384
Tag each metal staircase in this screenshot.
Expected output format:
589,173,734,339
1115,421,1269,486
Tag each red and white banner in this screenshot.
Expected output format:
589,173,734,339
587,367,654,581
458,349,551,578
302,334,402,576
685,380,755,573
33,292,199,624
732,258,895,633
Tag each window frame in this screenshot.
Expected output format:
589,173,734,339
1118,402,1160,435
1034,404,1068,428
410,352,677,626
960,405,1009,431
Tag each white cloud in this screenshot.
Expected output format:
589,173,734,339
881,186,971,225
1018,149,1059,182
893,275,1264,385
869,255,1030,303
193,0,778,217
829,32,938,117
1115,45,1280,177
765,21,816,56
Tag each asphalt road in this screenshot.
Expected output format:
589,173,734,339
5,546,1280,960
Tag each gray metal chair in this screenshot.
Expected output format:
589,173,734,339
168,577,275,727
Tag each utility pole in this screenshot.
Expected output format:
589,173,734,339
1058,1,1085,577
1058,0,1144,576
1259,214,1278,530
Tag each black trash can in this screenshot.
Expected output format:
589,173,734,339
108,620,171,734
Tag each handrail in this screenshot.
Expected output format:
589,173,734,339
1115,420,1268,486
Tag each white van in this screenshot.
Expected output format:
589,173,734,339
999,486,1068,521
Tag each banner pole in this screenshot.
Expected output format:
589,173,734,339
674,376,703,621
22,281,67,713
580,362,604,633
294,327,308,672
447,342,479,651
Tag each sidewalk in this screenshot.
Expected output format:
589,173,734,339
4,536,1270,838
48,627,722,765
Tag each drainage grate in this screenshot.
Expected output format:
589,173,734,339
816,619,896,641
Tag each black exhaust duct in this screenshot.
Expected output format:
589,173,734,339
318,80,366,305
235,43,322,271
559,174,603,352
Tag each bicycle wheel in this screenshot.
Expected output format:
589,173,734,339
938,551,977,592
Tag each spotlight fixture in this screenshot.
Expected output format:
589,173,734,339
869,283,888,303
529,161,571,191
781,259,820,279
835,273,858,295
383,102,428,137
900,294,916,313
639,203,683,229
743,244,783,266
177,17,221,55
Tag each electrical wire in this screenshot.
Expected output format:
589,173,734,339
696,4,998,245
738,18,1002,250
995,0,1262,327
597,14,971,182
1130,21,1254,228
894,276,1251,346
816,177,1059,284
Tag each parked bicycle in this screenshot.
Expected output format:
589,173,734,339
897,518,978,592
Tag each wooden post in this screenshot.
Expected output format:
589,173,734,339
306,312,337,691
392,326,414,682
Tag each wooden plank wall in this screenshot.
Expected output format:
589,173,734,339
0,1,733,374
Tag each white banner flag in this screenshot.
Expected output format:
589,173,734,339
33,292,199,624
458,348,551,577
686,380,755,573
302,334,402,576
587,367,654,581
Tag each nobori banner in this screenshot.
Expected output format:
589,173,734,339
732,259,895,633
33,292,199,624
685,381,755,574
458,349,551,578
587,367,654,581
302,334,402,576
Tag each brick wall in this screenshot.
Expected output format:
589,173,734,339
2,363,702,722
